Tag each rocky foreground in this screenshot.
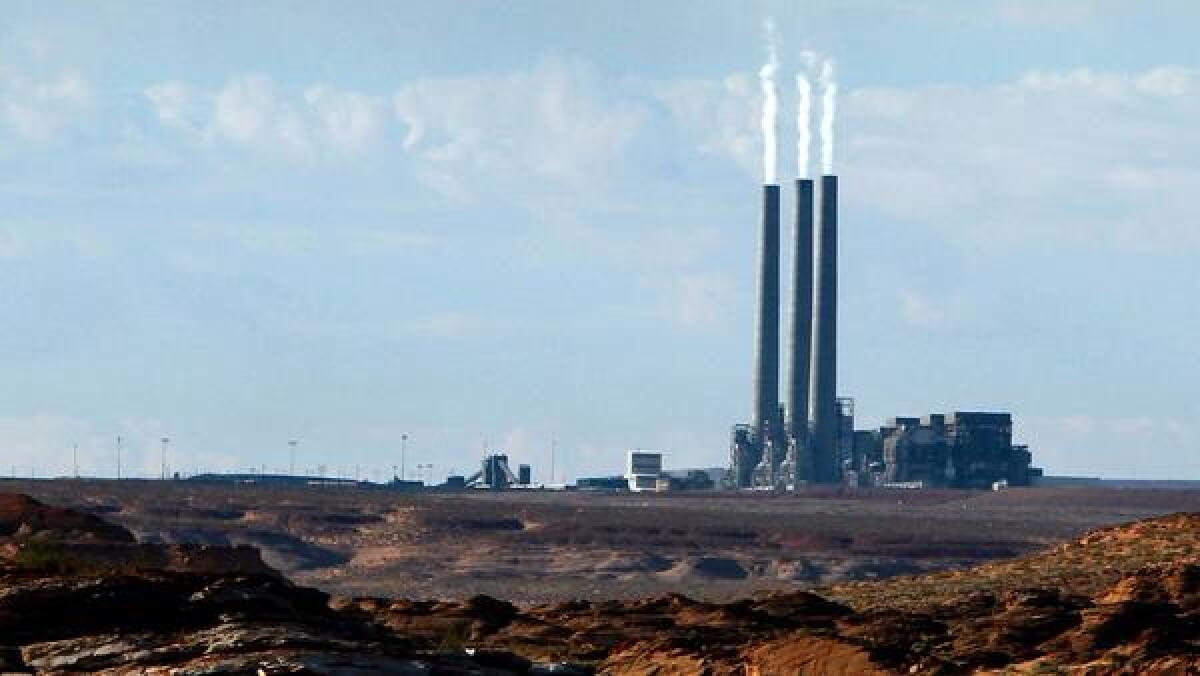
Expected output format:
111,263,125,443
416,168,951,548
0,493,583,675
0,493,1195,674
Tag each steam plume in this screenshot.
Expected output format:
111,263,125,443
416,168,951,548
795,51,815,179
818,58,837,175
759,19,779,184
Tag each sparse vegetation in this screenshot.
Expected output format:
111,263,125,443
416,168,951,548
438,622,470,652
1,479,1198,604
0,486,1194,674
13,540,80,573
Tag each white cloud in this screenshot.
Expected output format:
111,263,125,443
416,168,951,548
896,289,978,331
0,414,238,479
403,312,489,339
144,80,203,134
655,73,759,177
212,76,315,158
147,63,644,179
1020,414,1196,478
992,0,1139,26
898,289,946,328
0,414,95,477
393,61,647,198
655,64,1200,252
658,272,734,328
0,68,92,142
1135,67,1192,97
0,229,28,258
145,76,389,160
497,427,546,461
841,66,1200,251
304,85,386,152
1018,66,1194,99
0,225,112,259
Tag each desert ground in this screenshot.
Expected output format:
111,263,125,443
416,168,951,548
0,483,1196,673
6,479,1199,603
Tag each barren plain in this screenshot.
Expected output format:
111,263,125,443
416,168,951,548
7,479,1199,603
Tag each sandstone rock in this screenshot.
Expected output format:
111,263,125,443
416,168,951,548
0,493,1197,675
0,494,134,543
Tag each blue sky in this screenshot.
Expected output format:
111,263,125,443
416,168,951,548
1,1,1197,480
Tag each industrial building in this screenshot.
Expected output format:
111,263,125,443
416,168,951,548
728,172,1038,489
853,412,1041,489
626,450,663,492
573,452,718,492
464,454,533,490
575,476,629,491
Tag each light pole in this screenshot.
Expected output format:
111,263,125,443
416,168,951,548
160,437,170,480
288,440,298,476
401,434,408,481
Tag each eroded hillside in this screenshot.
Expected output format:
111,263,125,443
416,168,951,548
9,479,1200,603
0,487,1195,674
352,512,1200,674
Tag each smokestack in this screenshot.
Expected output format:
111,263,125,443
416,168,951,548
753,184,782,439
809,175,838,482
787,179,814,446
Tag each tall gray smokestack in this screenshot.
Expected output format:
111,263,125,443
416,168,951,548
809,175,838,482
787,179,814,446
753,184,781,439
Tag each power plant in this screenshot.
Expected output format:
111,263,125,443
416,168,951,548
727,170,1038,489
729,49,1037,489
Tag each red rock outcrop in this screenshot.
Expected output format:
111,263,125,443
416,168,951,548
0,493,134,543
0,493,1195,674
351,512,1200,675
0,493,589,674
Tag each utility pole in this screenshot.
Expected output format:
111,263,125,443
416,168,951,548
73,444,79,479
160,437,170,480
116,436,123,480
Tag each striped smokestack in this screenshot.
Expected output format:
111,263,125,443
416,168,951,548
809,174,838,482
752,184,782,439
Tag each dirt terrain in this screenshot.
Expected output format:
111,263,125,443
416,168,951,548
0,489,1194,674
0,493,582,674
6,479,1200,603
359,512,1200,674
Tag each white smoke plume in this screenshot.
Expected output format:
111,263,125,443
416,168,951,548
759,19,779,184
818,58,837,175
795,51,816,179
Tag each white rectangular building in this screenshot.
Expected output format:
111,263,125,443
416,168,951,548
626,450,664,492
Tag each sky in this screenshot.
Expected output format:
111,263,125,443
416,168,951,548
1,0,1197,481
